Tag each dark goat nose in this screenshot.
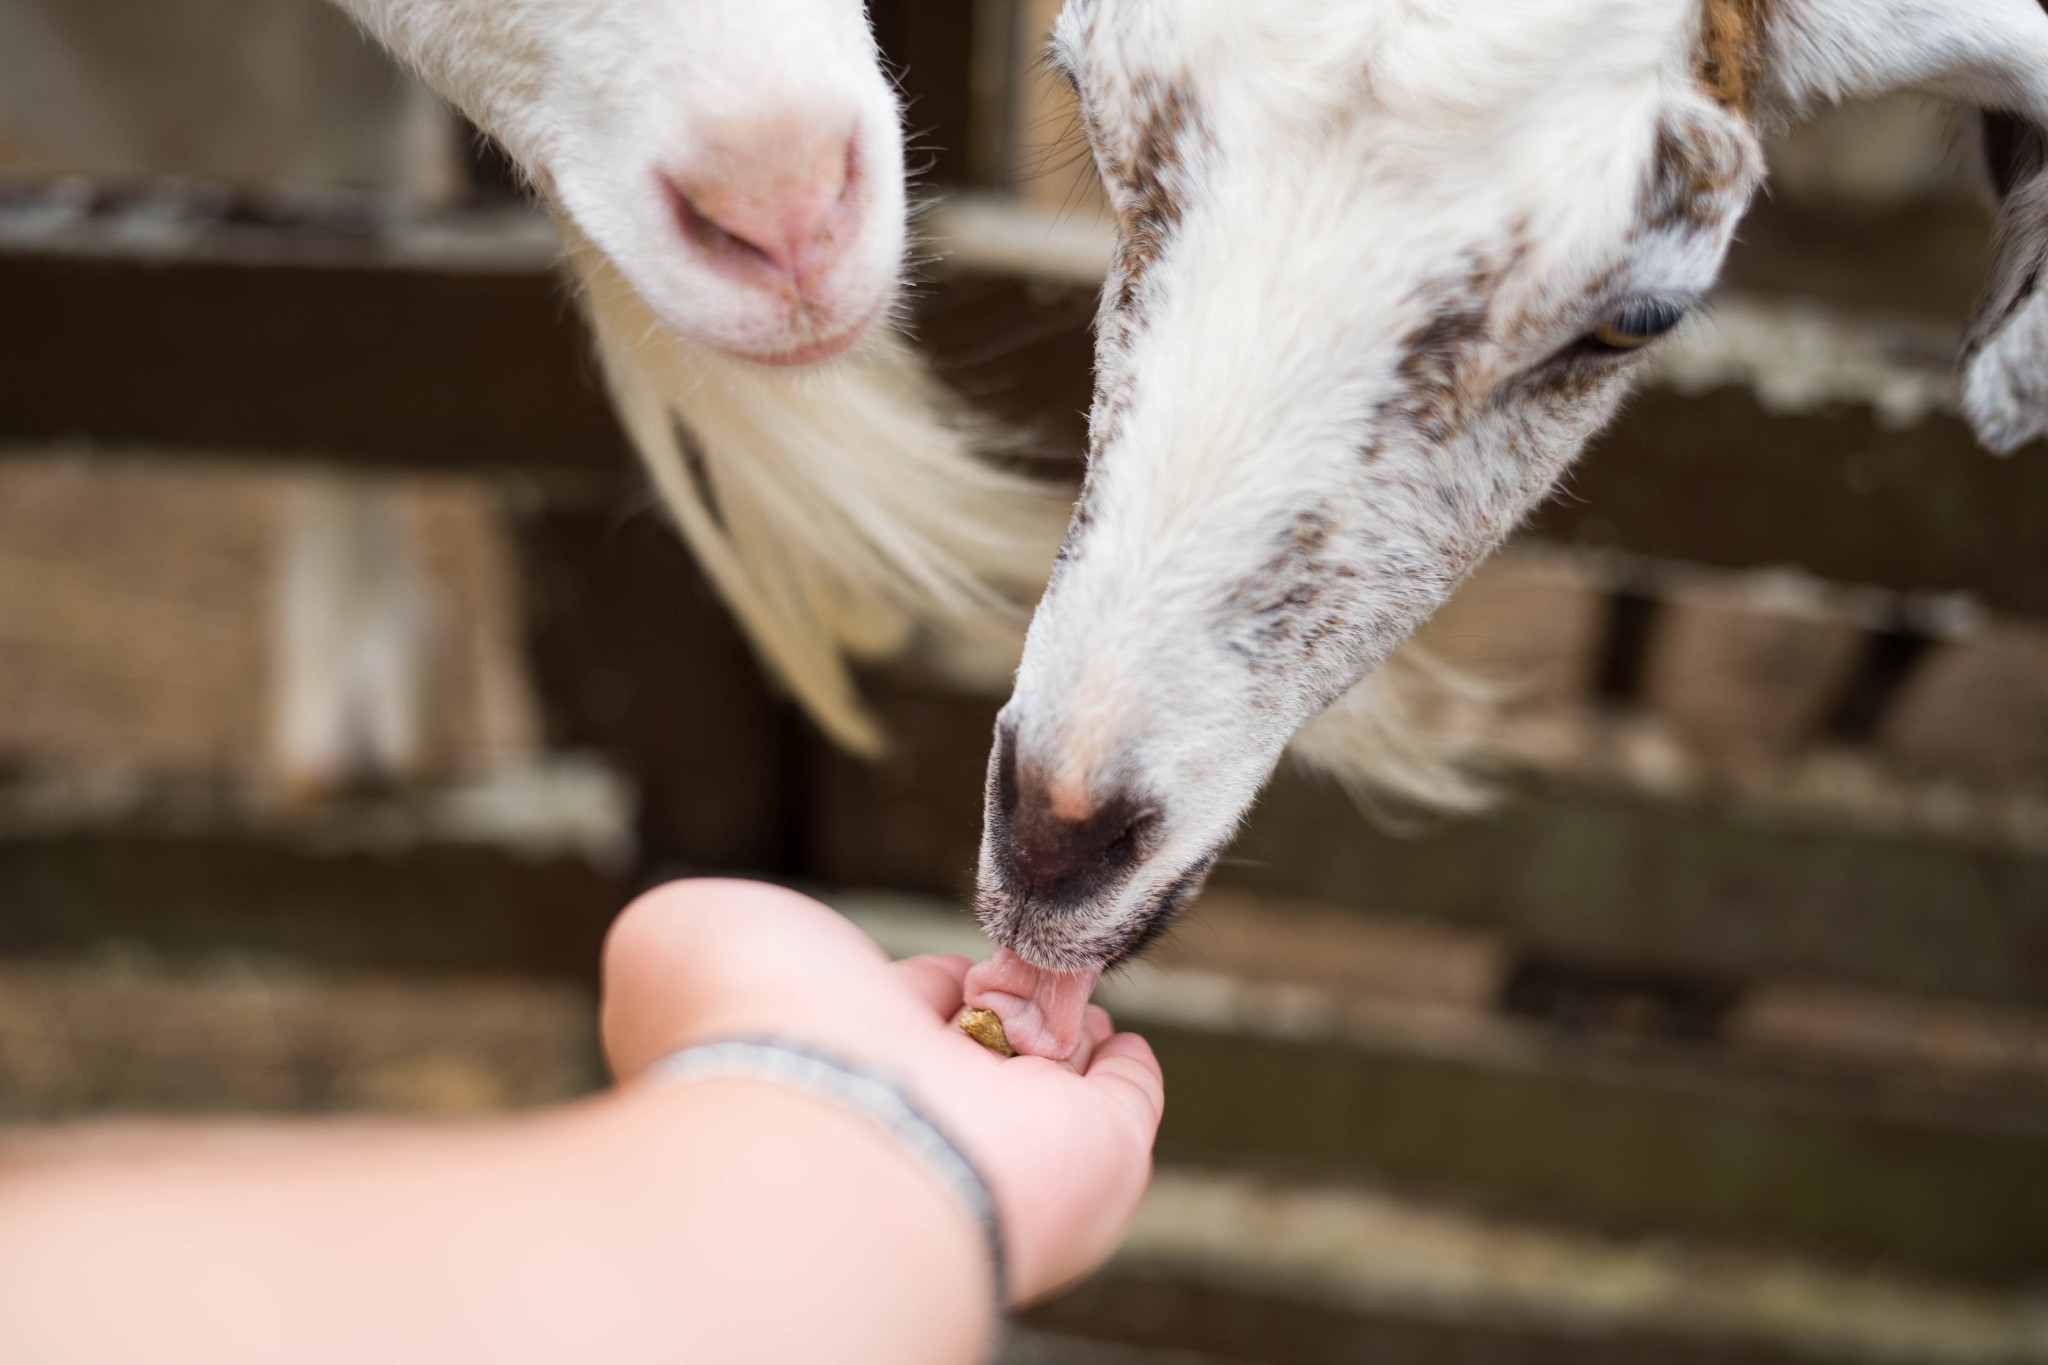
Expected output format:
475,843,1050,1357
994,727,1154,897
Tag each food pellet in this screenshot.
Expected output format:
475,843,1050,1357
956,1006,1016,1057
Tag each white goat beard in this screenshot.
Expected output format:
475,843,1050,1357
565,220,1068,753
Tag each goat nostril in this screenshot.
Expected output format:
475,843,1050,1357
992,725,1157,895
1003,778,1156,896
665,129,860,286
1008,800,1154,895
838,133,861,206
669,185,779,271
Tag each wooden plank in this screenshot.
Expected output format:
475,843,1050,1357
1639,577,1868,750
868,0,986,188
1141,1023,2048,1280
0,957,597,1121
1528,382,2048,618
1004,0,1111,217
0,221,630,480
1730,980,2048,1092
802,682,996,898
0,455,542,781
914,267,1099,455
1720,194,1991,327
0,203,1101,477
1881,625,2048,783
1162,890,1505,1008
0,0,461,196
0,457,278,770
1408,552,1607,714
1229,772,2048,1009
1028,1274,1830,1365
511,504,800,874
0,457,788,872
849,888,2048,1097
807,681,2048,1006
4,200,2046,615
1106,1166,2046,1361
0,831,624,984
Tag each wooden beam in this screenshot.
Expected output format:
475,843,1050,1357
805,681,2048,1007
1139,1021,2048,1280
0,210,628,481
512,504,803,874
1027,1274,1827,1365
3,196,2043,615
0,831,623,984
1532,385,2048,617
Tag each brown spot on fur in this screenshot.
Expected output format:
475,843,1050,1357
1228,510,1363,671
1053,480,1094,565
1643,111,1751,233
1102,80,1197,316
1072,75,1207,507
1694,0,1772,113
1088,384,1134,462
1379,247,1524,449
1388,302,1491,447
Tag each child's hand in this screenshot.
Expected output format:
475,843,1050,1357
599,879,1163,1304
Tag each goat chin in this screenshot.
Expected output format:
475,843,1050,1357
564,220,1067,754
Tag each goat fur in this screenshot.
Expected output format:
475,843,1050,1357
973,0,2048,969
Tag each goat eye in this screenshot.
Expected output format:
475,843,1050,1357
1582,299,1688,352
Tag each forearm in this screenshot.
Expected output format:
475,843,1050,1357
0,1081,991,1365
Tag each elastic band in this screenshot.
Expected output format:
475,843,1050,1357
648,1039,1007,1304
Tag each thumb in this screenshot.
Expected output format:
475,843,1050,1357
1082,1032,1165,1141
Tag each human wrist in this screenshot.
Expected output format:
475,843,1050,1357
649,1038,1006,1304
609,1069,995,1362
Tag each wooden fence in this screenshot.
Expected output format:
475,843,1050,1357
2,4,2046,1360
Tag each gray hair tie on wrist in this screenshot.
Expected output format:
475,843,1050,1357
648,1039,1008,1305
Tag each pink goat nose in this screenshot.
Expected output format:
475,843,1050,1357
667,117,858,287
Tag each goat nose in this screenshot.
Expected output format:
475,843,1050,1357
995,727,1154,897
667,120,857,286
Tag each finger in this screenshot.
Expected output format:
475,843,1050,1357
891,954,971,1020
1065,1027,1097,1075
1057,1006,1114,1074
1084,1005,1115,1044
1083,1032,1166,1136
903,953,972,988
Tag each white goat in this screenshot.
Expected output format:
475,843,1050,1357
323,0,1060,755
965,0,2048,1057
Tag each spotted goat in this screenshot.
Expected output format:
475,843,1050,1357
964,0,2048,1060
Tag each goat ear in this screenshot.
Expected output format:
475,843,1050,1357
1749,0,2048,450
1963,107,2048,452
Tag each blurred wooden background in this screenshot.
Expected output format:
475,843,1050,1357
1,2,2045,1361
